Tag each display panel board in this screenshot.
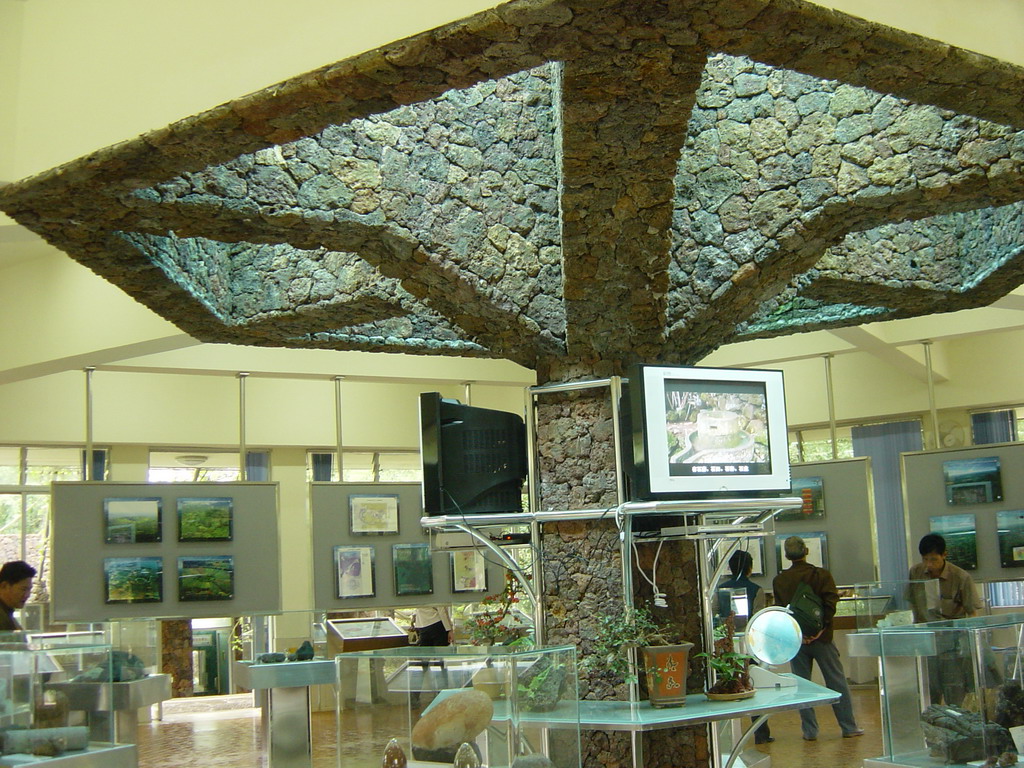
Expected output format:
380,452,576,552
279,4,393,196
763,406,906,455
52,482,281,621
310,482,506,610
750,457,877,591
903,442,1024,583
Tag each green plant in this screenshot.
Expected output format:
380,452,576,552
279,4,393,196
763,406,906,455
694,616,752,694
581,605,682,683
465,572,532,647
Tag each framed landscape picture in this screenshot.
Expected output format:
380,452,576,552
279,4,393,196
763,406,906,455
930,514,978,570
451,550,488,593
997,511,1024,568
178,555,235,601
104,498,162,543
777,477,825,522
334,545,376,599
177,497,233,542
944,456,1003,505
104,557,163,604
349,495,400,536
393,543,433,596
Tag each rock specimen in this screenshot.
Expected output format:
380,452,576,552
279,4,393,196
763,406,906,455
381,738,407,768
4,726,89,754
411,689,493,751
257,652,286,664
921,704,1015,763
295,640,315,661
454,742,481,768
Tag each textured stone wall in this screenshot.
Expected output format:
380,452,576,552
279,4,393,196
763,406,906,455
536,389,708,767
130,65,563,351
671,52,1024,345
161,619,194,698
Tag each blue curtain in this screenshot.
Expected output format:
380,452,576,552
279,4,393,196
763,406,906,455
311,453,333,482
971,410,1015,445
851,421,923,583
80,449,106,481
245,451,270,481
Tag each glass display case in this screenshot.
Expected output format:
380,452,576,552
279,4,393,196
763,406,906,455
0,633,136,766
336,644,580,768
863,612,1024,768
844,580,942,630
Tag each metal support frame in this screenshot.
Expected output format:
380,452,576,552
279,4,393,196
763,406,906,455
424,375,801,768
238,372,249,480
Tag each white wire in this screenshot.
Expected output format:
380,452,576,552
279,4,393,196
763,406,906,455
632,539,667,607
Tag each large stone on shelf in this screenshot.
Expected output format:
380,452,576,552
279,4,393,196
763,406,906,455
411,689,493,751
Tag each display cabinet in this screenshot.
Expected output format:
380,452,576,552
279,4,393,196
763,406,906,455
859,612,1024,768
336,644,580,768
842,580,942,630
0,634,136,767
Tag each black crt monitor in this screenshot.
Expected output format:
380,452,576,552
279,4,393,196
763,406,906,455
419,392,528,516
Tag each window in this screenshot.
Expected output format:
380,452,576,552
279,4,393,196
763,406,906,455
306,451,421,483
970,407,1022,445
787,426,854,464
148,450,271,482
0,445,109,607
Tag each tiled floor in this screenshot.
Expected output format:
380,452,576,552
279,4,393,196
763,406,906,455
136,685,884,768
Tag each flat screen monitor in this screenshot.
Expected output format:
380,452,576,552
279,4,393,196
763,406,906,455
419,392,528,516
626,364,790,499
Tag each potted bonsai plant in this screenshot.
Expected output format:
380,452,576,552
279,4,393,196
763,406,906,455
582,604,694,708
695,615,755,700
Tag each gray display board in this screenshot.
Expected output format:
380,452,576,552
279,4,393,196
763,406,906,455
903,442,1024,583
748,457,877,592
51,482,281,621
310,482,506,610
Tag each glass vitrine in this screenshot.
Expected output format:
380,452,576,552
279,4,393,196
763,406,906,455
847,579,941,630
336,644,580,768
867,612,1024,767
0,633,136,765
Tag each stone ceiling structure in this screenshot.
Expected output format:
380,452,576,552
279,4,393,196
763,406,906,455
2,0,1024,382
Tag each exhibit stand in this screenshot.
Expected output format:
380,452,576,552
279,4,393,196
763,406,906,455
0,636,138,768
421,495,823,768
233,617,408,768
851,612,1024,768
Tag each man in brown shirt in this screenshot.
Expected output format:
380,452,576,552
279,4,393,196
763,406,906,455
908,534,981,706
773,536,862,741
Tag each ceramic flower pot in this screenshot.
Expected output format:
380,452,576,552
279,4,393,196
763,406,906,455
641,642,694,708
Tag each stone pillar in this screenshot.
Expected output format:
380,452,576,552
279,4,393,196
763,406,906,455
161,619,194,698
534,385,708,768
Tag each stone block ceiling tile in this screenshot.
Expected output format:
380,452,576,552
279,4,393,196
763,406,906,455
4,0,1024,376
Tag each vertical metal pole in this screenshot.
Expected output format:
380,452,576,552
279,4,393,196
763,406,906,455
238,372,249,480
84,367,96,481
463,381,473,405
823,354,838,460
923,341,939,450
525,386,545,646
334,377,345,482
610,376,626,504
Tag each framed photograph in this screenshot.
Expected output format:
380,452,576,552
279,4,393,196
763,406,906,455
451,550,488,593
104,498,162,543
930,514,977,570
944,456,1003,505
776,531,828,570
178,555,235,601
997,511,1024,568
392,543,433,596
349,495,400,536
104,557,163,604
334,545,376,599
777,477,824,522
177,497,233,542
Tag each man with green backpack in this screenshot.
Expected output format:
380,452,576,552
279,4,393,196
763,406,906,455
773,536,864,742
